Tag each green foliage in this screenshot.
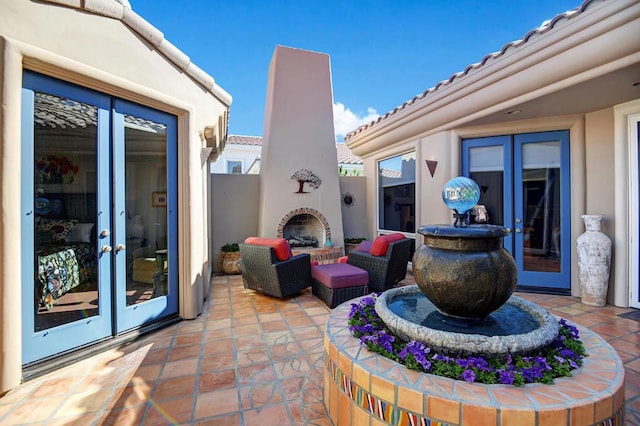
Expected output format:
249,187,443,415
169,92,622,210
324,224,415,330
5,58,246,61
344,237,366,244
220,242,240,252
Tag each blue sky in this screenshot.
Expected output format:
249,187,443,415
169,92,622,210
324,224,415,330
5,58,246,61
131,0,582,139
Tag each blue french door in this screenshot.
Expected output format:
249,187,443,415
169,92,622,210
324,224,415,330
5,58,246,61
462,130,571,291
21,72,178,364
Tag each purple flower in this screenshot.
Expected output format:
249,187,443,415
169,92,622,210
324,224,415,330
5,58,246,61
399,341,432,371
499,370,514,385
462,369,476,383
433,353,452,363
377,331,395,353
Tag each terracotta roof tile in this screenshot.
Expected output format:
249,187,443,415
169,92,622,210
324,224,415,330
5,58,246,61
344,0,600,140
227,135,263,146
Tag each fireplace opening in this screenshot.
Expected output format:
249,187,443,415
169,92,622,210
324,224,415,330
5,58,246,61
282,214,324,248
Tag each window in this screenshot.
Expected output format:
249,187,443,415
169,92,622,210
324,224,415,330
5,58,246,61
378,152,416,232
227,160,242,174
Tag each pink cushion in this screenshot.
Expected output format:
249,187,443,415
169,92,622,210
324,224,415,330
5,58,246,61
370,233,406,256
244,237,292,261
337,256,348,264
355,240,372,253
311,263,368,289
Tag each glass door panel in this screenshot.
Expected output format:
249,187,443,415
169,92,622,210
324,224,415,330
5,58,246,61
21,73,112,364
114,100,178,333
514,131,571,289
462,136,513,252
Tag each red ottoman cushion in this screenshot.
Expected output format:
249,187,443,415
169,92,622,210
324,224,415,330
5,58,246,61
311,263,368,289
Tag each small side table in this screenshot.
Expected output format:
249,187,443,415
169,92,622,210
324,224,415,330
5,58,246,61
152,249,168,297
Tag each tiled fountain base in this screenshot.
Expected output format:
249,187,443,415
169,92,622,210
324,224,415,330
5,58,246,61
324,296,625,426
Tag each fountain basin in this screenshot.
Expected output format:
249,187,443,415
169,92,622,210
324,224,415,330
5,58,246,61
375,286,559,357
413,224,517,319
324,296,626,426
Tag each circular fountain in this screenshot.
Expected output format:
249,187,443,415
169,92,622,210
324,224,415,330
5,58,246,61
323,176,625,425
376,176,558,356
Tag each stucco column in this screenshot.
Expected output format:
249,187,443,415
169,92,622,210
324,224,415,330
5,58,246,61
0,38,24,393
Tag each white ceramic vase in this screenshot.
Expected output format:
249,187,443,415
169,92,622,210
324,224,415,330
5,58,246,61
576,215,612,306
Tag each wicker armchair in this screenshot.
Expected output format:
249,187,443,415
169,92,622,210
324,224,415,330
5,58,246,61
239,243,311,298
347,238,412,292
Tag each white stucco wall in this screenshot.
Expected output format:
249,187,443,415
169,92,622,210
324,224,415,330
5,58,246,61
339,176,370,240
0,0,230,392
209,174,260,273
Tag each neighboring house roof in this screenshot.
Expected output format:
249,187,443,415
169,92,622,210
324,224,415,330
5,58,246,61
344,0,598,140
336,143,362,165
227,135,263,146
41,0,232,106
227,135,363,164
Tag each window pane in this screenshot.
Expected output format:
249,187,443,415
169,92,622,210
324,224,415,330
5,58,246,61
33,92,99,331
125,115,168,305
378,152,416,232
227,161,242,174
522,141,561,272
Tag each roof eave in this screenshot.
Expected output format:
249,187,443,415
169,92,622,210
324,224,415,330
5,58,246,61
345,0,637,156
41,0,232,107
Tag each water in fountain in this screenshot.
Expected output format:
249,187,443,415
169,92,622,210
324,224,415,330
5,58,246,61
375,177,559,357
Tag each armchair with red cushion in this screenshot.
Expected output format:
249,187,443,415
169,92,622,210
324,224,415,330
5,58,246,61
239,237,311,298
346,233,412,292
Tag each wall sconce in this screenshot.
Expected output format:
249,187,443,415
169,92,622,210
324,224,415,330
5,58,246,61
425,160,438,178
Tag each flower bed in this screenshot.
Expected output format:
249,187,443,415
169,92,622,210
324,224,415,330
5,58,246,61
348,294,586,386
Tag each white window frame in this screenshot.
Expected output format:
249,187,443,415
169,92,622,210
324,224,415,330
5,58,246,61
628,113,640,309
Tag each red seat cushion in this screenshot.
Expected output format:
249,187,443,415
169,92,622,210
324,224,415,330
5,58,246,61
244,237,292,261
370,233,405,256
311,263,368,289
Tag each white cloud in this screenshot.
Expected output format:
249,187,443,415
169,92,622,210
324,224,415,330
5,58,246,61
333,102,380,140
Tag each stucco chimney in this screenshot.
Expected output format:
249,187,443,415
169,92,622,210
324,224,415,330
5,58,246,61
258,45,344,250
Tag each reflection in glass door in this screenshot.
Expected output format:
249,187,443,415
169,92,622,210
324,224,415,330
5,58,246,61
21,72,178,364
462,130,571,291
114,100,178,333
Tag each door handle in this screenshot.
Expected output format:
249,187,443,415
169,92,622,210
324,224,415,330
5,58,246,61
101,245,112,253
515,228,522,233
515,218,522,224
116,244,126,252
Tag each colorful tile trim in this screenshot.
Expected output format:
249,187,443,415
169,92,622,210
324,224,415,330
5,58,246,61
327,356,450,426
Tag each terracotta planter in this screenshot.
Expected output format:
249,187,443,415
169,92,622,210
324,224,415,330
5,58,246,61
221,251,242,275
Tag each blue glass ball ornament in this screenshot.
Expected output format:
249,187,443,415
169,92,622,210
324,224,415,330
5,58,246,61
442,177,481,214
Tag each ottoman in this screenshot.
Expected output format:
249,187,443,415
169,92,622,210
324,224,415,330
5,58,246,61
311,263,369,308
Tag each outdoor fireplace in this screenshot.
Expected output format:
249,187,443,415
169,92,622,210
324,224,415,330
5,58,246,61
277,208,330,248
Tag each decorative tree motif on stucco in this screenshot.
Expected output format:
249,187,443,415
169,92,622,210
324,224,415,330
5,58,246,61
291,169,322,193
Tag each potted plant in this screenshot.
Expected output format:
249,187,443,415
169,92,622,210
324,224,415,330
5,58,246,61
220,242,241,275
344,237,366,254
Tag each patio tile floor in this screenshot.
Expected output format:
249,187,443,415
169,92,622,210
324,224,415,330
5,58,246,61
0,272,638,425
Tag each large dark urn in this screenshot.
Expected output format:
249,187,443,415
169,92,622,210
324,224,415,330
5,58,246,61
413,224,517,320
